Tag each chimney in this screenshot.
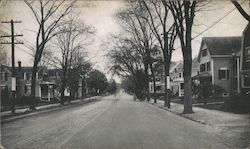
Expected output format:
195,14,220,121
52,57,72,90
18,61,21,72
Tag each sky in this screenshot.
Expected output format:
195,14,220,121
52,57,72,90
0,0,249,83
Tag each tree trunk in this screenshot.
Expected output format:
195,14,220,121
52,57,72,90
163,48,171,108
61,76,66,105
149,63,157,103
183,7,194,114
164,59,170,108
82,76,85,99
30,60,39,110
183,55,193,114
61,84,65,105
183,33,193,113
144,63,150,101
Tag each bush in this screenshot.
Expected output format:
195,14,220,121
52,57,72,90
16,96,33,106
192,82,225,98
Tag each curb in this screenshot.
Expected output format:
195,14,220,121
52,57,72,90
1,97,99,124
147,102,207,125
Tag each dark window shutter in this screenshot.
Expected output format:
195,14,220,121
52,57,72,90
25,85,27,93
5,73,8,81
219,70,222,80
227,70,229,80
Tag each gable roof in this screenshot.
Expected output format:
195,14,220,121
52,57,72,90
192,57,199,69
200,36,242,56
170,61,183,73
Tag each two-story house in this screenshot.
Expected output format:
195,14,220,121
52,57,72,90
0,62,56,102
169,58,199,97
241,23,250,95
169,61,184,97
196,36,242,96
149,60,177,94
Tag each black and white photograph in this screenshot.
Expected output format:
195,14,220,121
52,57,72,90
0,0,250,148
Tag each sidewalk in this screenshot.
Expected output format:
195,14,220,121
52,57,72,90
1,96,99,123
147,99,250,148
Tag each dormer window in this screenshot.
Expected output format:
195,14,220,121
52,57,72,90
202,48,208,57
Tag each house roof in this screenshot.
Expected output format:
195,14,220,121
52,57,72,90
201,36,242,56
192,57,199,69
170,61,183,73
1,64,46,77
47,69,63,76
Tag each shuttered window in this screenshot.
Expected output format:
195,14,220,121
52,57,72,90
246,47,250,61
219,68,229,80
1,72,8,81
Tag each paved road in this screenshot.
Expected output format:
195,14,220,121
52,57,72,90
1,94,238,149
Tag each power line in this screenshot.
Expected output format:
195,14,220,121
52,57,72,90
192,5,238,40
173,4,239,52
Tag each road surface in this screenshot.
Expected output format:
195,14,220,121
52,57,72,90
1,94,242,149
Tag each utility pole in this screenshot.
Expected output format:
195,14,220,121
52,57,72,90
1,20,23,113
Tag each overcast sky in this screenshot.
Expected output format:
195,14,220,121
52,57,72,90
0,0,249,82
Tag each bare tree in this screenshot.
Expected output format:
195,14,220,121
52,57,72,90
53,18,94,104
0,45,8,65
231,0,250,22
142,0,177,107
116,0,158,101
24,0,76,109
166,0,197,114
106,35,147,99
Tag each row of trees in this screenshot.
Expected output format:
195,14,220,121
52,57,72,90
1,0,119,111
21,0,115,109
106,0,197,113
108,0,248,114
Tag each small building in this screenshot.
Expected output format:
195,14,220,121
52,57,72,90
195,36,242,96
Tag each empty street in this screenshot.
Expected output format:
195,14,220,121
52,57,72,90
1,94,244,149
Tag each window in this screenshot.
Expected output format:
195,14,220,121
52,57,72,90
179,72,182,78
156,86,161,91
200,62,211,72
246,46,250,61
218,68,229,80
0,72,7,81
25,85,31,94
202,49,208,57
26,73,31,81
206,62,210,71
150,85,153,92
180,83,184,89
244,74,250,87
200,64,206,72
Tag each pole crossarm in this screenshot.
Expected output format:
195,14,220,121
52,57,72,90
1,34,23,38
0,42,24,44
1,21,22,23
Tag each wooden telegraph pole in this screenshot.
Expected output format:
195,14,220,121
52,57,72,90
1,20,23,113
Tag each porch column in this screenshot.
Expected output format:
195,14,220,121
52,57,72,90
237,57,240,93
48,86,50,102
211,59,215,85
